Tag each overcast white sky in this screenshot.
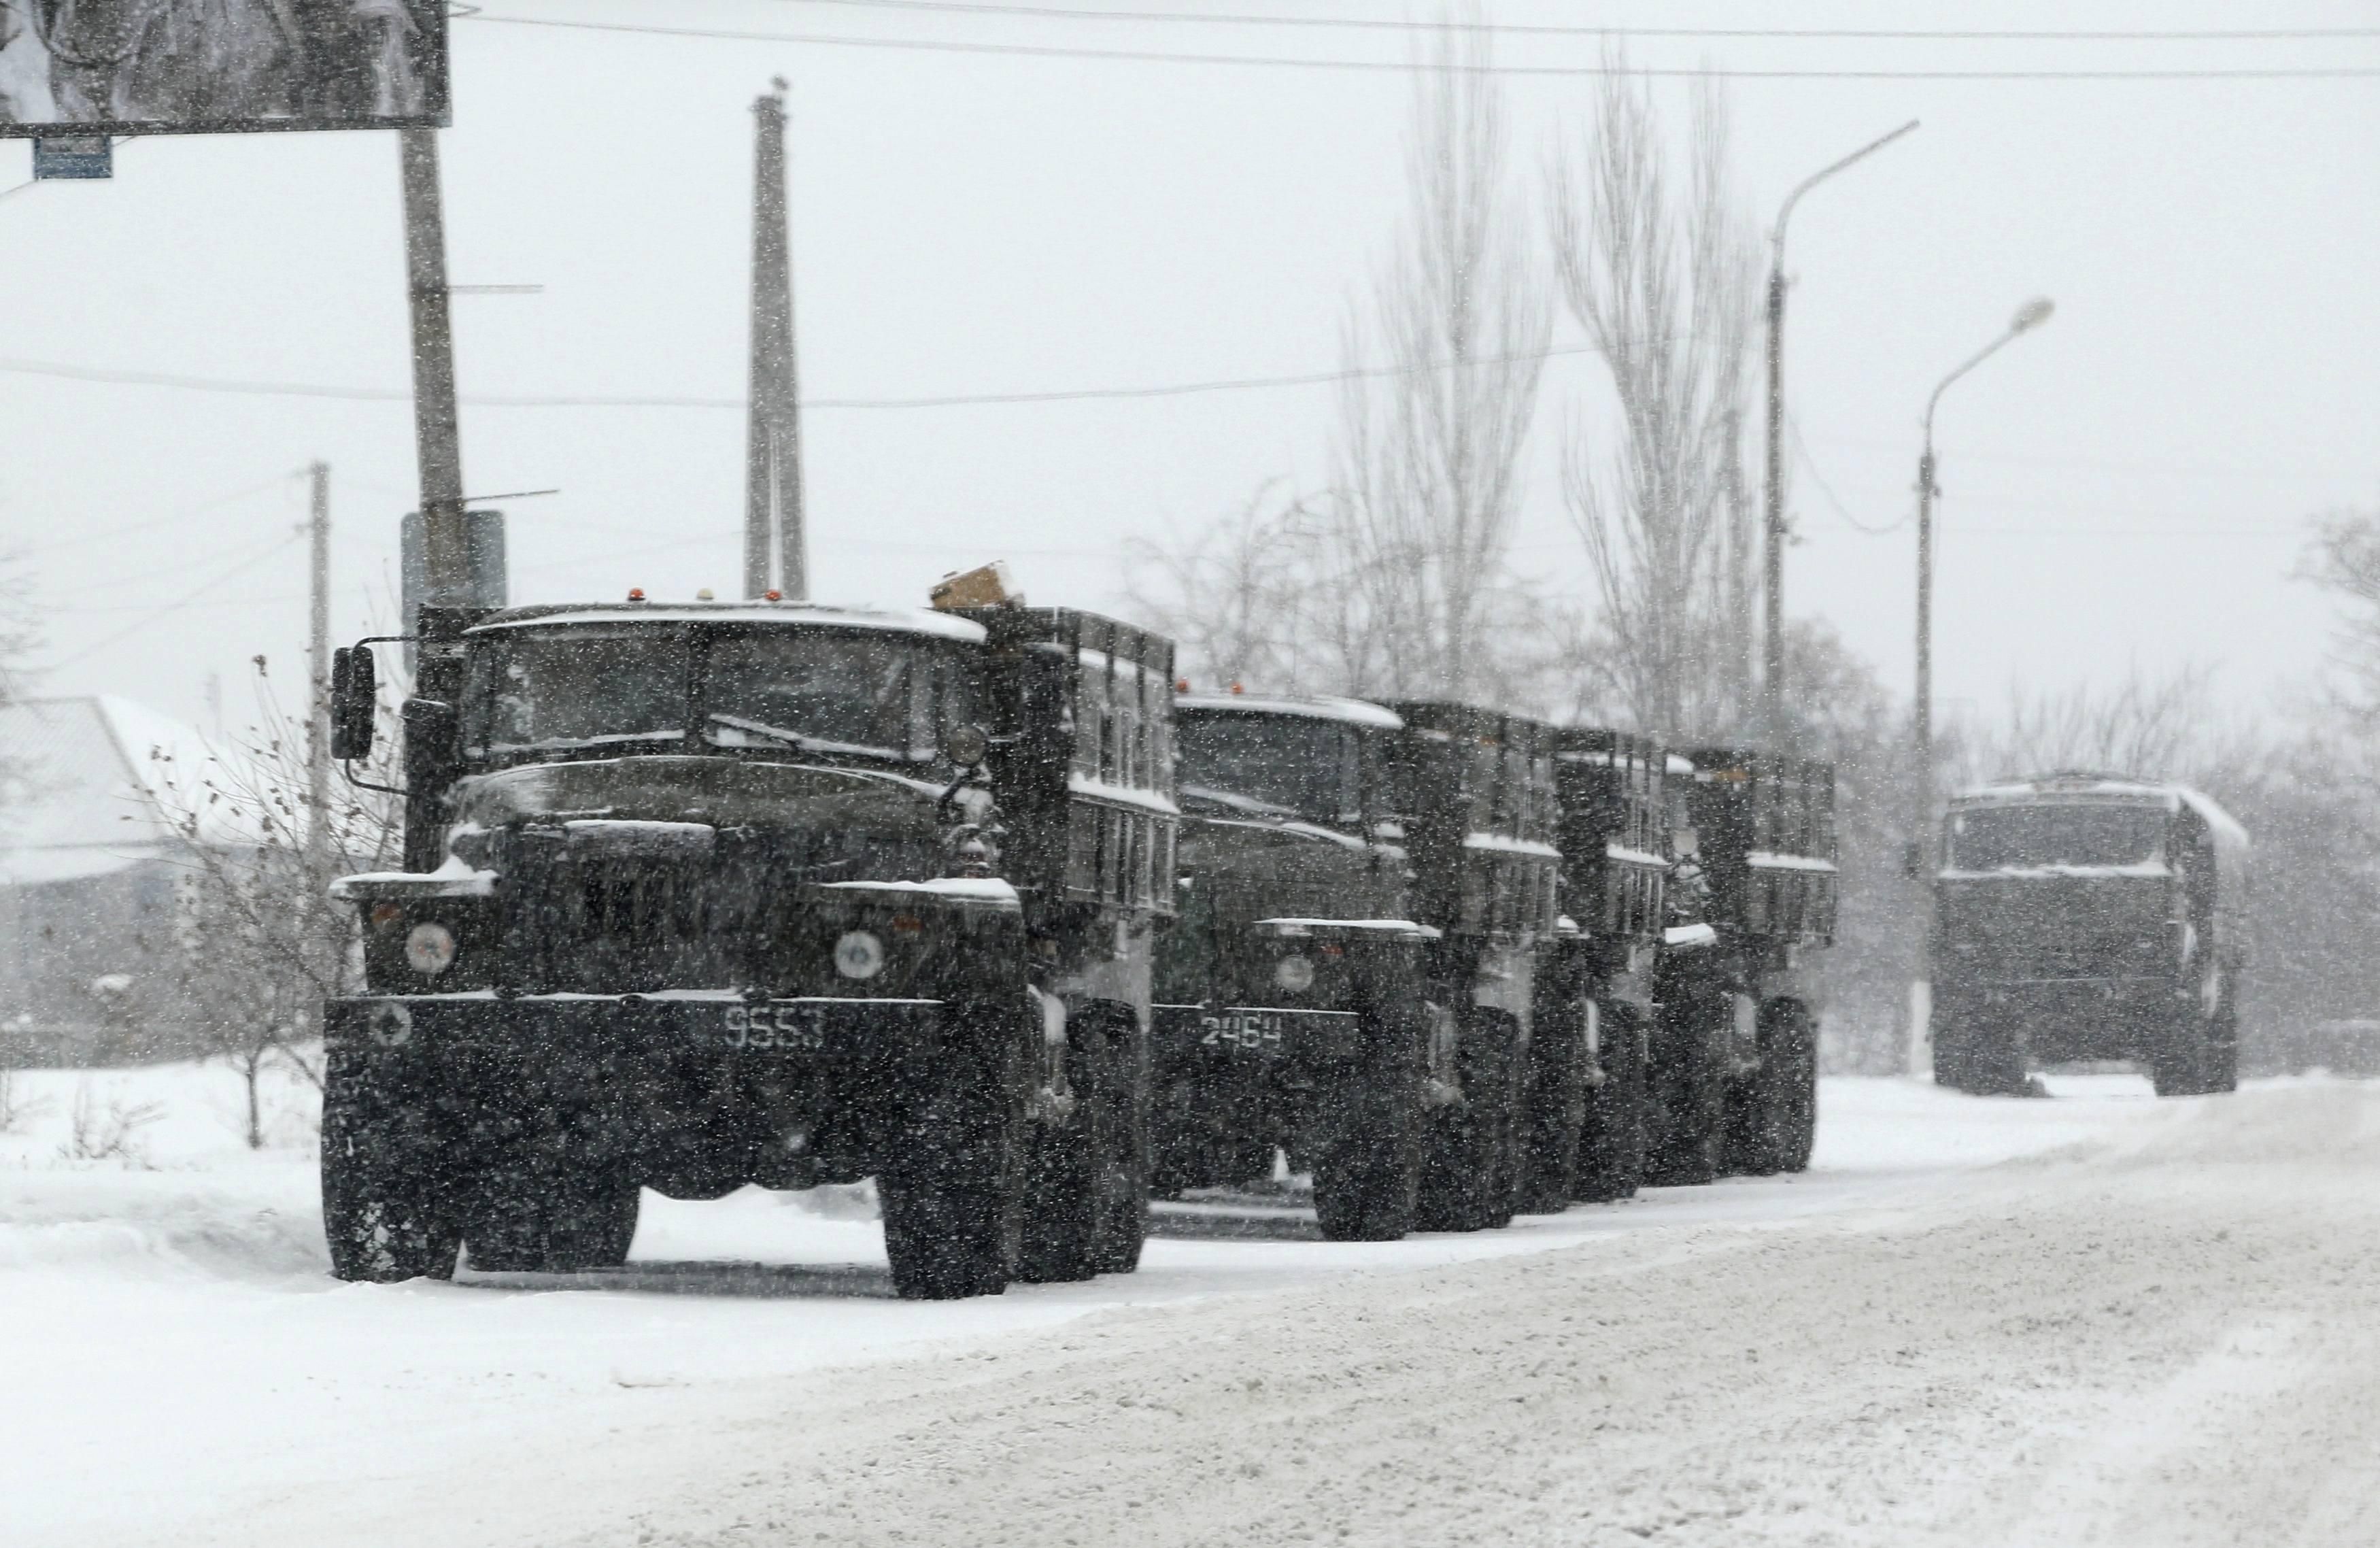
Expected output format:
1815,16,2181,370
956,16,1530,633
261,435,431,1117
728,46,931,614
0,0,2373,742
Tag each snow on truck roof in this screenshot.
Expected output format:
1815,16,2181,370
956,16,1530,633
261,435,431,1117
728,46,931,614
1954,772,2250,853
467,601,988,645
1175,692,1404,731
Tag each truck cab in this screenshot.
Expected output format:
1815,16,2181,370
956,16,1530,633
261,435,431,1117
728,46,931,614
1932,771,2249,1096
1151,692,1429,1241
319,595,1177,1299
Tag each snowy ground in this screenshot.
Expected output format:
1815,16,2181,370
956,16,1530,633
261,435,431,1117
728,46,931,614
3,1061,2373,1545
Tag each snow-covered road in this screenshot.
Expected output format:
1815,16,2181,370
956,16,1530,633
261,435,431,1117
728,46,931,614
5,1064,2375,1545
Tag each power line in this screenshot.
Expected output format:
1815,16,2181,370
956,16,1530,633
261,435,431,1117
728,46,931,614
0,343,1604,410
462,14,2380,79
1790,414,1906,536
47,534,303,669
754,0,2380,46
9,471,302,559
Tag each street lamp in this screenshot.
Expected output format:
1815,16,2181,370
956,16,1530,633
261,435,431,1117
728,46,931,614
1761,119,1920,747
1907,296,2055,1069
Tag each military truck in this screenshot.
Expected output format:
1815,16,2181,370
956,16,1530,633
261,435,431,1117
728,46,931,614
1648,747,1835,1184
316,590,1178,1300
1515,729,1673,1209
1150,693,1431,1240
1932,772,2249,1098
1382,702,1563,1232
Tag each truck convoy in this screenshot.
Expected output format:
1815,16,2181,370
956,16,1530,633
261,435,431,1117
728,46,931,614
318,584,1177,1299
316,575,1845,1290
1931,772,2249,1098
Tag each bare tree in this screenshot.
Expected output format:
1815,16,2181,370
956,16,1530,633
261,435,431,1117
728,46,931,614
1125,482,1327,694
1323,12,1551,706
140,656,404,1148
1953,663,2256,790
1550,63,1759,739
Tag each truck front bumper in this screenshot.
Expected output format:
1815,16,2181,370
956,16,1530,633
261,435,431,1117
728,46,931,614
325,990,947,1064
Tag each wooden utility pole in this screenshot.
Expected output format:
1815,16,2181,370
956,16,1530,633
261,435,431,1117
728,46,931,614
744,79,807,601
307,460,332,879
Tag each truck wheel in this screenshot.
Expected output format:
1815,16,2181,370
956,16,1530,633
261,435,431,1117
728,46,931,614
1413,1009,1523,1232
2149,1007,2216,1097
1087,1007,1151,1276
1312,978,1424,1242
1514,990,1590,1215
881,1000,1027,1299
321,1046,460,1283
1740,1000,1818,1175
1575,1002,1647,1204
1017,1001,1136,1283
1642,997,1724,1187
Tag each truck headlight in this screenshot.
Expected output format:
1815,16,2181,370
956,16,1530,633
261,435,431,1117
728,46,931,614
834,930,886,981
405,922,457,977
1274,955,1314,993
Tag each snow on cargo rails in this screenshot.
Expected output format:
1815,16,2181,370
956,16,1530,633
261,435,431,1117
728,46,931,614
317,584,1177,1300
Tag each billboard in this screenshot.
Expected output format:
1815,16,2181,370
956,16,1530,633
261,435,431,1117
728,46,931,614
0,1,447,136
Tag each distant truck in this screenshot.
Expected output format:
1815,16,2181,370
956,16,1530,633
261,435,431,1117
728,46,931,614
318,586,1178,1298
1932,772,2249,1098
1524,729,1675,1207
1648,747,1836,1183
1382,701,1565,1231
1150,692,1431,1240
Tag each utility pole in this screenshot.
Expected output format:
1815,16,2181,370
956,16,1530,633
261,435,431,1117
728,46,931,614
744,79,808,601
1760,120,1919,747
398,127,475,615
307,460,332,879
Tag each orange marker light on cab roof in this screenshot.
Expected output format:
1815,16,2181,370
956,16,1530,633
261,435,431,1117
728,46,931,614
1176,677,1190,693
1229,682,1244,695
765,590,783,602
626,587,647,602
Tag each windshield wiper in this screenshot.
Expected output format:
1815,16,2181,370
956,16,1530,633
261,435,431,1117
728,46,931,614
1179,783,1305,822
705,713,834,753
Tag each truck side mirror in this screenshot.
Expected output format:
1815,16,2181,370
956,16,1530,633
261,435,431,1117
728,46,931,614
330,645,377,760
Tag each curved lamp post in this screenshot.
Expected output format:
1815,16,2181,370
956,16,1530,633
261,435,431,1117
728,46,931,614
1761,118,1920,745
1908,296,2056,1071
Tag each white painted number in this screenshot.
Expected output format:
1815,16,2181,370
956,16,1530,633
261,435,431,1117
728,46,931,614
721,1005,830,1052
1200,1013,1283,1051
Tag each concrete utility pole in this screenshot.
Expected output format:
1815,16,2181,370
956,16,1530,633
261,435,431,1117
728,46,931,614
398,126,477,615
1760,120,1919,747
744,79,808,601
1905,297,2055,1074
307,460,332,879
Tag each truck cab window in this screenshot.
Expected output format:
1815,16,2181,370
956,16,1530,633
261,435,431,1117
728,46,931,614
464,626,692,755
703,629,918,758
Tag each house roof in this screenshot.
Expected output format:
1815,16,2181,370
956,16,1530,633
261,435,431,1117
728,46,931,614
0,696,247,886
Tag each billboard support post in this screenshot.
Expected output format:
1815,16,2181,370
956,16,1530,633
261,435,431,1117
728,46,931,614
743,80,806,601
398,126,479,616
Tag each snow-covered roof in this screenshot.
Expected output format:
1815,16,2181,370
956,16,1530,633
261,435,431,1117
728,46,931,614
1954,771,2251,856
0,696,250,886
468,601,988,645
1175,692,1404,731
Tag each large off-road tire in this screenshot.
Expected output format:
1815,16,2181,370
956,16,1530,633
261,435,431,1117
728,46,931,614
881,1000,1028,1300
1726,999,1818,1175
1413,1008,1523,1232
1087,1007,1152,1277
1151,1073,1272,1196
1642,993,1726,1188
1311,974,1425,1243
463,1164,642,1274
321,1043,461,1283
2205,1001,2241,1094
1514,988,1591,1215
2149,1000,2220,1098
1017,1001,1145,1283
1575,1000,1647,1205
1933,1004,2027,1096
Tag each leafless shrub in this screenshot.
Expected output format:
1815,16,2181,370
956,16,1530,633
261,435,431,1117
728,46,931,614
58,1081,163,1166
0,1067,50,1134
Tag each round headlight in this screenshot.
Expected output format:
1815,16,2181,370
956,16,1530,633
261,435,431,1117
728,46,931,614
945,723,989,768
1274,954,1314,993
834,930,886,981
404,922,457,977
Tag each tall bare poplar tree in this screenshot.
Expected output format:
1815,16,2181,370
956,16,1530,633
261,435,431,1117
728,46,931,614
1551,66,1758,737
1323,15,1550,705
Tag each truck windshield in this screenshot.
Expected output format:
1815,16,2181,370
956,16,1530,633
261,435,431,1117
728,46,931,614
702,629,924,758
463,624,952,762
1950,803,2166,870
1177,713,1357,824
464,626,691,754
